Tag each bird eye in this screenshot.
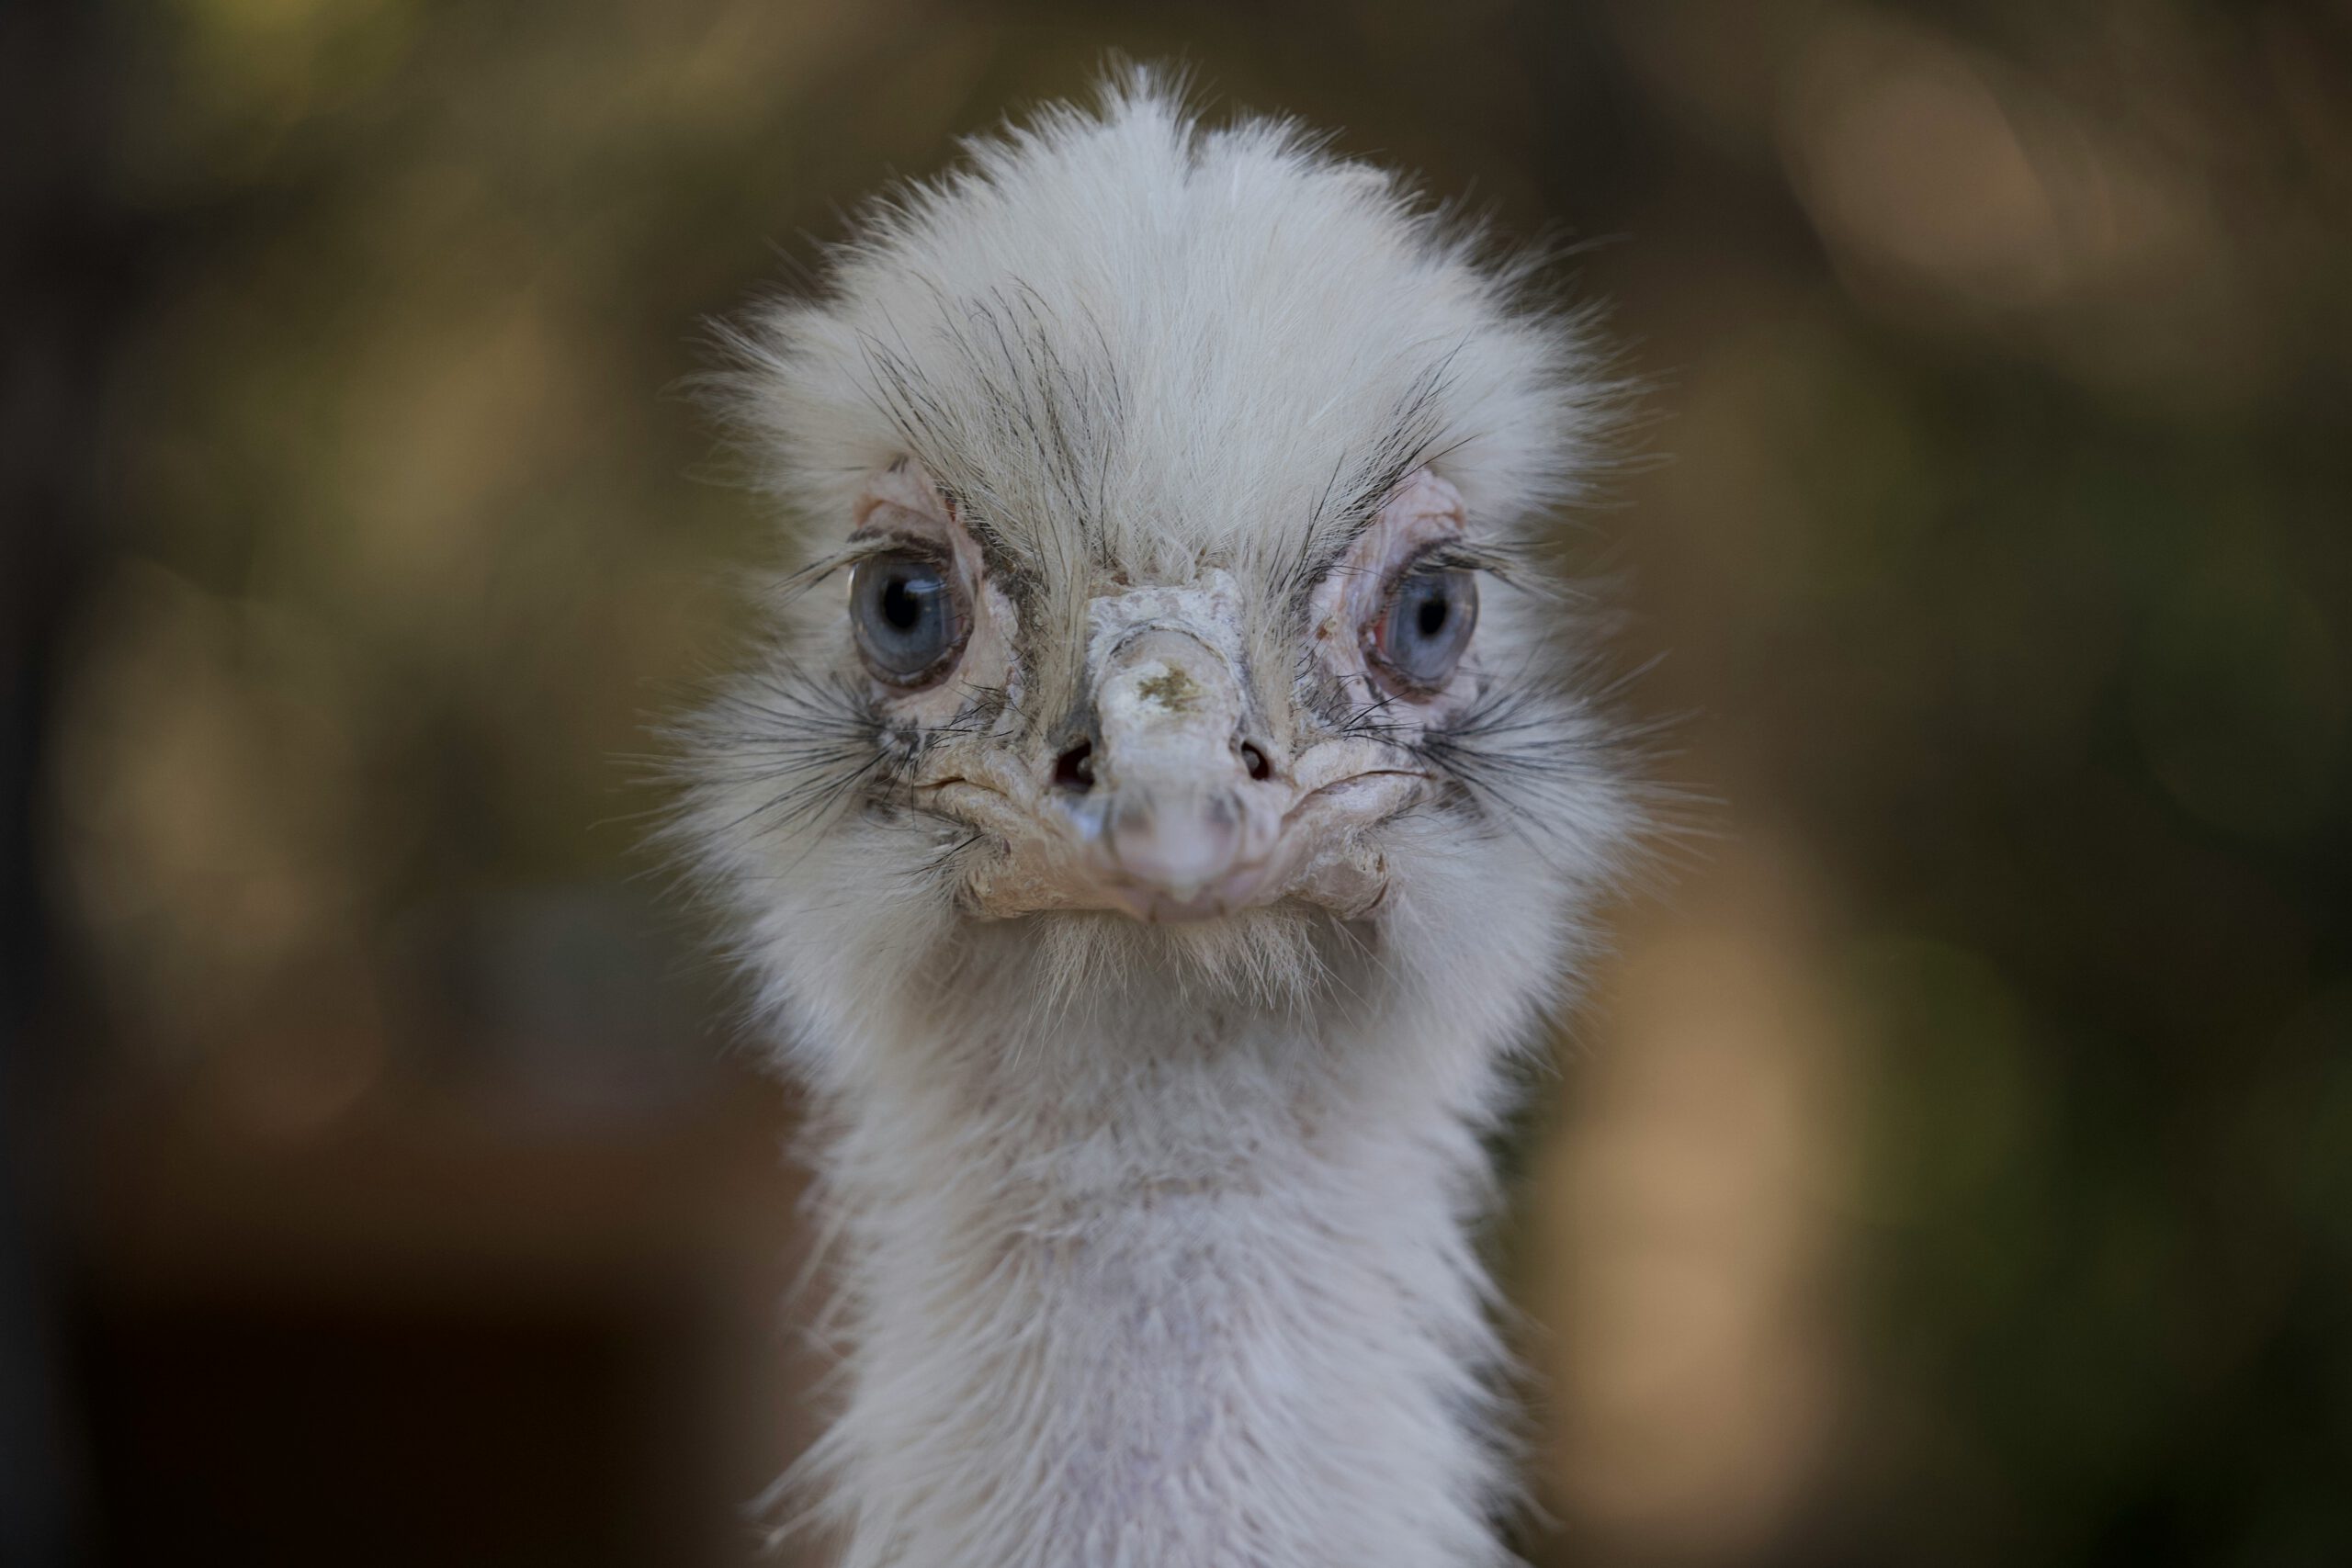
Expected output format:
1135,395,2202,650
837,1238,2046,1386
1369,562,1478,694
848,549,967,686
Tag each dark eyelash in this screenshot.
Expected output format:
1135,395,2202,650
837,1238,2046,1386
773,536,909,604
1410,539,1584,603
1408,683,1615,841
1408,541,1507,577
684,660,901,840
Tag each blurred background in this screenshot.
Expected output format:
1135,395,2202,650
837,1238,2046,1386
5,1,2347,1563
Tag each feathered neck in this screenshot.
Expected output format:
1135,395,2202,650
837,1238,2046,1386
784,931,1525,1568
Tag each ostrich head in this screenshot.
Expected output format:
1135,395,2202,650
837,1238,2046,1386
682,75,1637,1566
694,79,1629,1055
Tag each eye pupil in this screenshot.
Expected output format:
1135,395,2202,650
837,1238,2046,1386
850,551,965,685
1372,565,1478,693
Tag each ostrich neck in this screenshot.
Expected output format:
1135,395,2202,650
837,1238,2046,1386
809,1001,1513,1568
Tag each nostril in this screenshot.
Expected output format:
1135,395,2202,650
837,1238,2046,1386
1053,740,1096,793
1238,740,1272,782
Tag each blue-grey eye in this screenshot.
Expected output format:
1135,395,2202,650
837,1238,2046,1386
1374,565,1477,692
849,550,967,685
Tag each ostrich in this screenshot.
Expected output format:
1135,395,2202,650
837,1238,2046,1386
681,75,1634,1568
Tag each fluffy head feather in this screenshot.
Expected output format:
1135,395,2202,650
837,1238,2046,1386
693,72,1628,1042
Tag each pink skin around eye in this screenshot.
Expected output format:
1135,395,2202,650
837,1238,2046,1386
852,460,953,535
1306,467,1476,711
849,460,1023,722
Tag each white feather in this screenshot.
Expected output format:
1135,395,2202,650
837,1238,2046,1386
681,69,1635,1568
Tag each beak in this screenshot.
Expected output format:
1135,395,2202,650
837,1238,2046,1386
930,572,1407,924
1062,611,1285,922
